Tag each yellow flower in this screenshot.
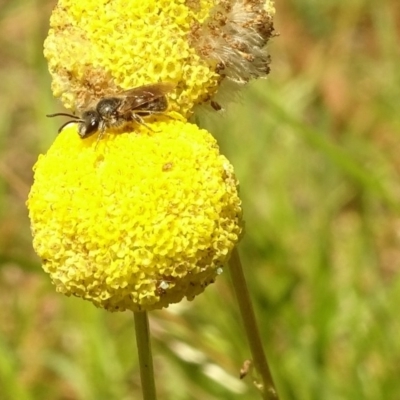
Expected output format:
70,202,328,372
27,120,243,312
29,0,274,311
44,0,275,116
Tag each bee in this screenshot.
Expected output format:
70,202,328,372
46,82,176,141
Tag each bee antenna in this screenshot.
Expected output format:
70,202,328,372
46,112,81,119
57,120,82,133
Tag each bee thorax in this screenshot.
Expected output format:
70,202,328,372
97,98,121,118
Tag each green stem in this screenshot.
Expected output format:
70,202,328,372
134,311,157,400
228,248,279,400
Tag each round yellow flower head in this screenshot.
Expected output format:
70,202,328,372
28,121,243,312
44,0,275,116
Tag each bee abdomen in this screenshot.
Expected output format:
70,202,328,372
141,97,168,113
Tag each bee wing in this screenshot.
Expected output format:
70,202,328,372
116,82,176,114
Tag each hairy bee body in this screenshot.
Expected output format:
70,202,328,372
47,82,176,140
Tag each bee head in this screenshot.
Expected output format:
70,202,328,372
79,110,100,138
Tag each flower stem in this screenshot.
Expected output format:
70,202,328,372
228,248,279,400
134,311,157,400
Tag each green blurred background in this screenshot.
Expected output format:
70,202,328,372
1,0,400,399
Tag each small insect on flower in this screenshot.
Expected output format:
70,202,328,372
211,100,223,111
46,82,176,141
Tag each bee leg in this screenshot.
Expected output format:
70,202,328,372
95,127,106,150
135,112,176,132
132,114,155,132
150,111,176,121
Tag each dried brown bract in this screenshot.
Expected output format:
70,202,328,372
189,0,275,84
